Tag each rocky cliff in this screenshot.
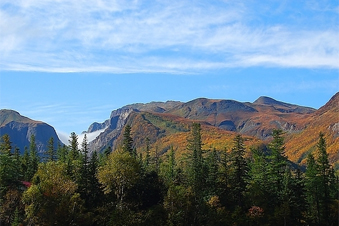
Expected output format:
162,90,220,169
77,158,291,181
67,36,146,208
0,109,62,154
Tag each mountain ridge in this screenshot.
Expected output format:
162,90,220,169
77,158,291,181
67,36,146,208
2,93,337,169
0,109,62,154
87,95,318,152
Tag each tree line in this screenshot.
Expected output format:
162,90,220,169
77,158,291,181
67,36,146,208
0,123,338,225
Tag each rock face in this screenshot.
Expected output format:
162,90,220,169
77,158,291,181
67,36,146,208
0,109,62,154
88,108,137,151
87,101,183,152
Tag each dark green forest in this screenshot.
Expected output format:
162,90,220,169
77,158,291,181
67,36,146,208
0,123,338,226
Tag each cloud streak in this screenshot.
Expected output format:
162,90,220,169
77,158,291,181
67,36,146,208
1,0,338,72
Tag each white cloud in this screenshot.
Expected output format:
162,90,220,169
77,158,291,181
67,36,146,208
57,128,106,148
56,130,69,145
1,0,338,72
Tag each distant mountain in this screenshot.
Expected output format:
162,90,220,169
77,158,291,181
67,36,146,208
253,96,315,114
87,96,318,153
88,101,182,151
85,101,182,133
0,109,62,154
167,97,315,139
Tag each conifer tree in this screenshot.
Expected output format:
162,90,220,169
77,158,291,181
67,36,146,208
187,123,204,194
78,134,89,202
305,153,321,224
143,138,151,171
247,147,269,208
21,147,30,181
0,135,18,195
122,125,133,156
46,137,56,162
314,132,336,225
56,143,68,163
218,149,230,207
186,122,207,225
0,134,12,155
13,147,20,163
0,135,23,225
205,148,218,197
27,135,39,181
68,132,79,161
161,146,177,186
229,134,248,208
267,129,288,209
87,151,103,209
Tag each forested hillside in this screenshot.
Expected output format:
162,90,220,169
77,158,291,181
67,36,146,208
0,123,338,225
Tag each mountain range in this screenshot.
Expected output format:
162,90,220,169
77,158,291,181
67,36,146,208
0,93,338,169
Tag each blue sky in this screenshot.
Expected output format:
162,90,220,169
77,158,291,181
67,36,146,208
0,0,338,137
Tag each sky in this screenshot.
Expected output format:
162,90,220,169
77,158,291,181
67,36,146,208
0,0,338,139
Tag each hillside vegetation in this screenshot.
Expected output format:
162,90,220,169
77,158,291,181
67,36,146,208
0,123,338,225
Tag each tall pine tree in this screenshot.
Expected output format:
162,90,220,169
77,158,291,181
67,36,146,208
27,135,39,181
229,134,248,208
122,125,133,156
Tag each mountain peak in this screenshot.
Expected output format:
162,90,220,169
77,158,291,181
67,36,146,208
0,109,62,153
317,92,339,114
0,109,38,126
253,96,283,106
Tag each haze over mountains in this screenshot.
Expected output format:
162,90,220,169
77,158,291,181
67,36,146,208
0,93,338,168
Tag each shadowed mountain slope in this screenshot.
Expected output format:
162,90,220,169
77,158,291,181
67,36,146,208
0,109,62,154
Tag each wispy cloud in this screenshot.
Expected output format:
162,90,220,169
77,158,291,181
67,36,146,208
1,0,338,72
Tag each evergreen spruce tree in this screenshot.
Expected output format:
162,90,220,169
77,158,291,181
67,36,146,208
187,122,204,195
78,134,89,200
122,125,133,156
87,151,103,209
143,138,151,171
68,132,79,161
305,153,321,224
45,137,56,162
315,132,337,225
289,168,306,225
27,135,39,181
229,134,248,208
13,147,20,163
247,147,269,209
21,147,30,181
267,129,288,211
0,134,12,155
205,148,219,197
161,146,177,187
186,122,207,225
56,144,68,163
0,135,23,226
0,135,17,194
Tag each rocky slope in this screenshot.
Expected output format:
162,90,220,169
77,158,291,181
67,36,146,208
167,97,315,139
0,109,62,154
88,101,182,151
88,96,318,153
284,92,339,168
